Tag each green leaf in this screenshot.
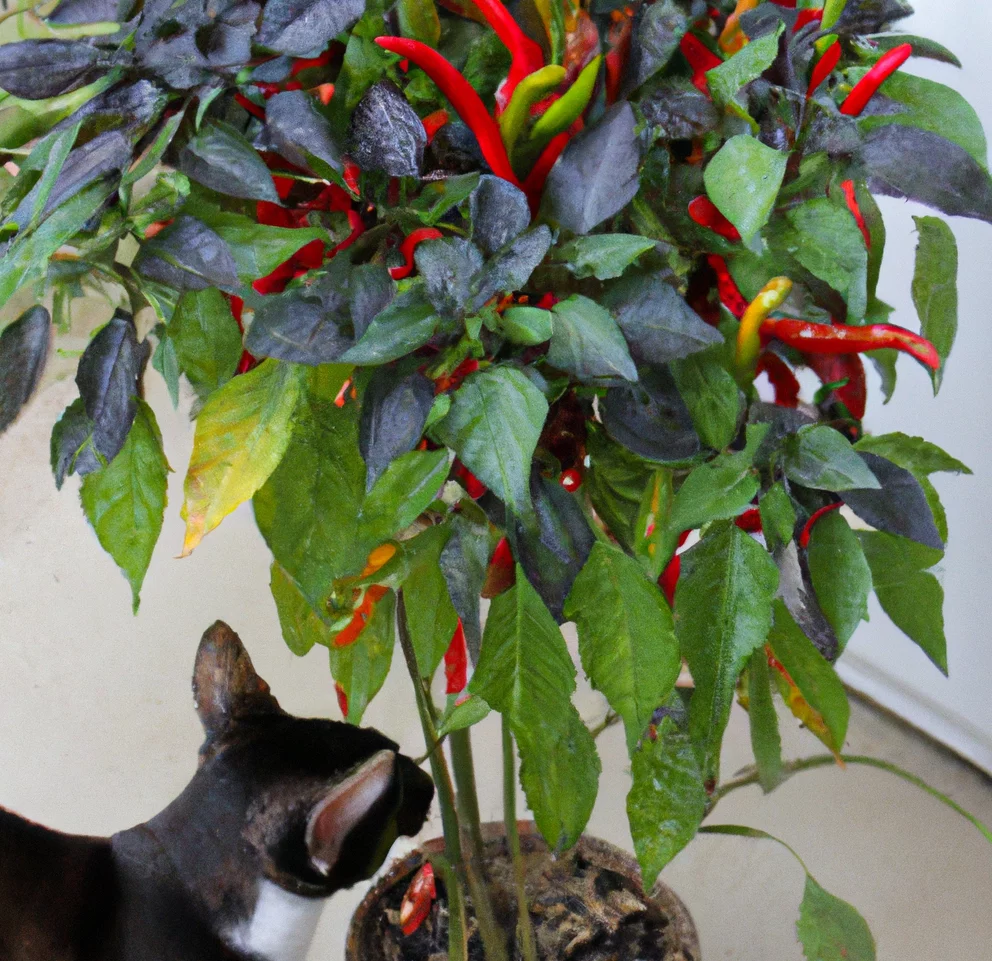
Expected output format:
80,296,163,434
397,0,441,46
671,352,742,450
79,401,169,613
675,523,779,780
857,531,947,674
433,366,548,518
179,120,280,203
782,199,868,321
360,448,449,545
797,874,877,961
668,423,767,534
470,568,601,849
182,360,303,555
401,526,459,679
747,648,783,793
854,432,971,477
759,482,796,553
565,543,681,753
806,511,872,649
342,287,442,365
627,710,707,887
548,295,638,383
911,216,957,392
705,23,784,106
767,601,850,752
270,561,332,656
553,234,656,281
585,424,654,551
328,588,396,724
167,288,242,399
783,425,880,492
494,305,553,346
254,367,367,609
437,693,492,736
703,135,788,244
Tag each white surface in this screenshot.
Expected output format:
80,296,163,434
838,2,992,773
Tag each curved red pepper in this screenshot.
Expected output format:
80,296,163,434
680,33,722,96
467,0,545,109
794,7,823,32
840,43,913,116
761,318,940,370
422,108,450,143
805,351,867,420
807,40,841,100
756,351,801,407
523,128,571,208
799,502,842,549
735,508,763,533
443,621,469,695
689,196,741,242
400,863,437,936
707,255,748,319
839,179,871,248
375,37,521,186
453,462,487,499
389,227,444,280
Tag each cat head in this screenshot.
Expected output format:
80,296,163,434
186,621,434,897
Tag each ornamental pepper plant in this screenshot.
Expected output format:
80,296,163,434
0,0,989,957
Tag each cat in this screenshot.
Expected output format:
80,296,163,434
0,621,435,961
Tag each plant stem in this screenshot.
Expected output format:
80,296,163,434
589,709,621,740
710,753,992,845
396,592,467,961
503,719,539,961
450,728,510,961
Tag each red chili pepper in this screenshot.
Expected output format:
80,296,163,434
422,108,450,143
443,621,469,695
315,82,335,105
794,8,823,31
343,162,361,196
453,462,487,499
605,9,634,105
659,554,680,607
400,863,437,936
290,49,335,76
522,129,571,208
761,318,940,370
559,467,582,491
374,37,521,186
689,196,741,242
756,351,801,407
807,40,841,100
839,179,870,248
434,357,479,393
840,43,912,116
334,682,349,718
707,255,748,319
735,508,763,533
805,351,867,420
492,537,513,572
680,33,722,95
389,227,445,280
328,208,365,258
467,0,545,110
334,585,389,648
799,502,842,549
234,92,266,120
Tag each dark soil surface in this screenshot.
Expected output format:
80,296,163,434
367,833,698,961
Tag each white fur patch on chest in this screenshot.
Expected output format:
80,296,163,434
226,879,325,961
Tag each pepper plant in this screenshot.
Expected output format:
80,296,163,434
0,0,989,957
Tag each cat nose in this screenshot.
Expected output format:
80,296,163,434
396,754,435,837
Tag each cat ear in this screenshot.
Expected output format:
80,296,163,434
306,750,397,877
192,621,282,739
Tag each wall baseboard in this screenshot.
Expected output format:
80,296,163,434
837,652,992,777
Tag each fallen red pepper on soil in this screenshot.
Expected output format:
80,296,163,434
400,863,437,936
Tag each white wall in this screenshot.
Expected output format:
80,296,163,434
837,1,992,773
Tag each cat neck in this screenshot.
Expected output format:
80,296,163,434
225,879,325,961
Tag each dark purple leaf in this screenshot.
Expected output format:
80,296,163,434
415,238,484,319
470,175,531,255
860,125,992,225
198,21,255,72
842,452,943,550
257,0,365,56
834,0,914,35
75,309,149,464
640,81,720,141
50,398,101,488
0,40,100,100
349,80,426,178
49,0,131,23
439,513,492,662
262,90,343,178
470,226,552,308
55,80,167,137
604,272,722,366
425,121,484,175
135,215,239,290
179,120,280,203
359,369,435,489
0,306,51,435
349,265,395,340
601,365,700,463
623,0,690,94
245,291,351,365
775,541,839,662
541,103,642,235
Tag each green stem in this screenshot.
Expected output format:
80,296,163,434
429,853,469,961
450,728,510,961
396,592,468,961
711,753,992,845
503,719,539,961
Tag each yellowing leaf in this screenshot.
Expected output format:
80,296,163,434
181,359,303,555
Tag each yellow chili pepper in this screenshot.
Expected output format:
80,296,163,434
735,276,793,371
718,0,760,55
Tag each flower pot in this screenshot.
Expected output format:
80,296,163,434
346,822,699,961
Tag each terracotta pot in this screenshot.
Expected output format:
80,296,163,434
346,822,700,961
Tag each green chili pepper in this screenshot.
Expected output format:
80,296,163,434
498,65,565,155
529,55,602,145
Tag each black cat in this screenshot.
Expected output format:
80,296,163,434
0,621,435,961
